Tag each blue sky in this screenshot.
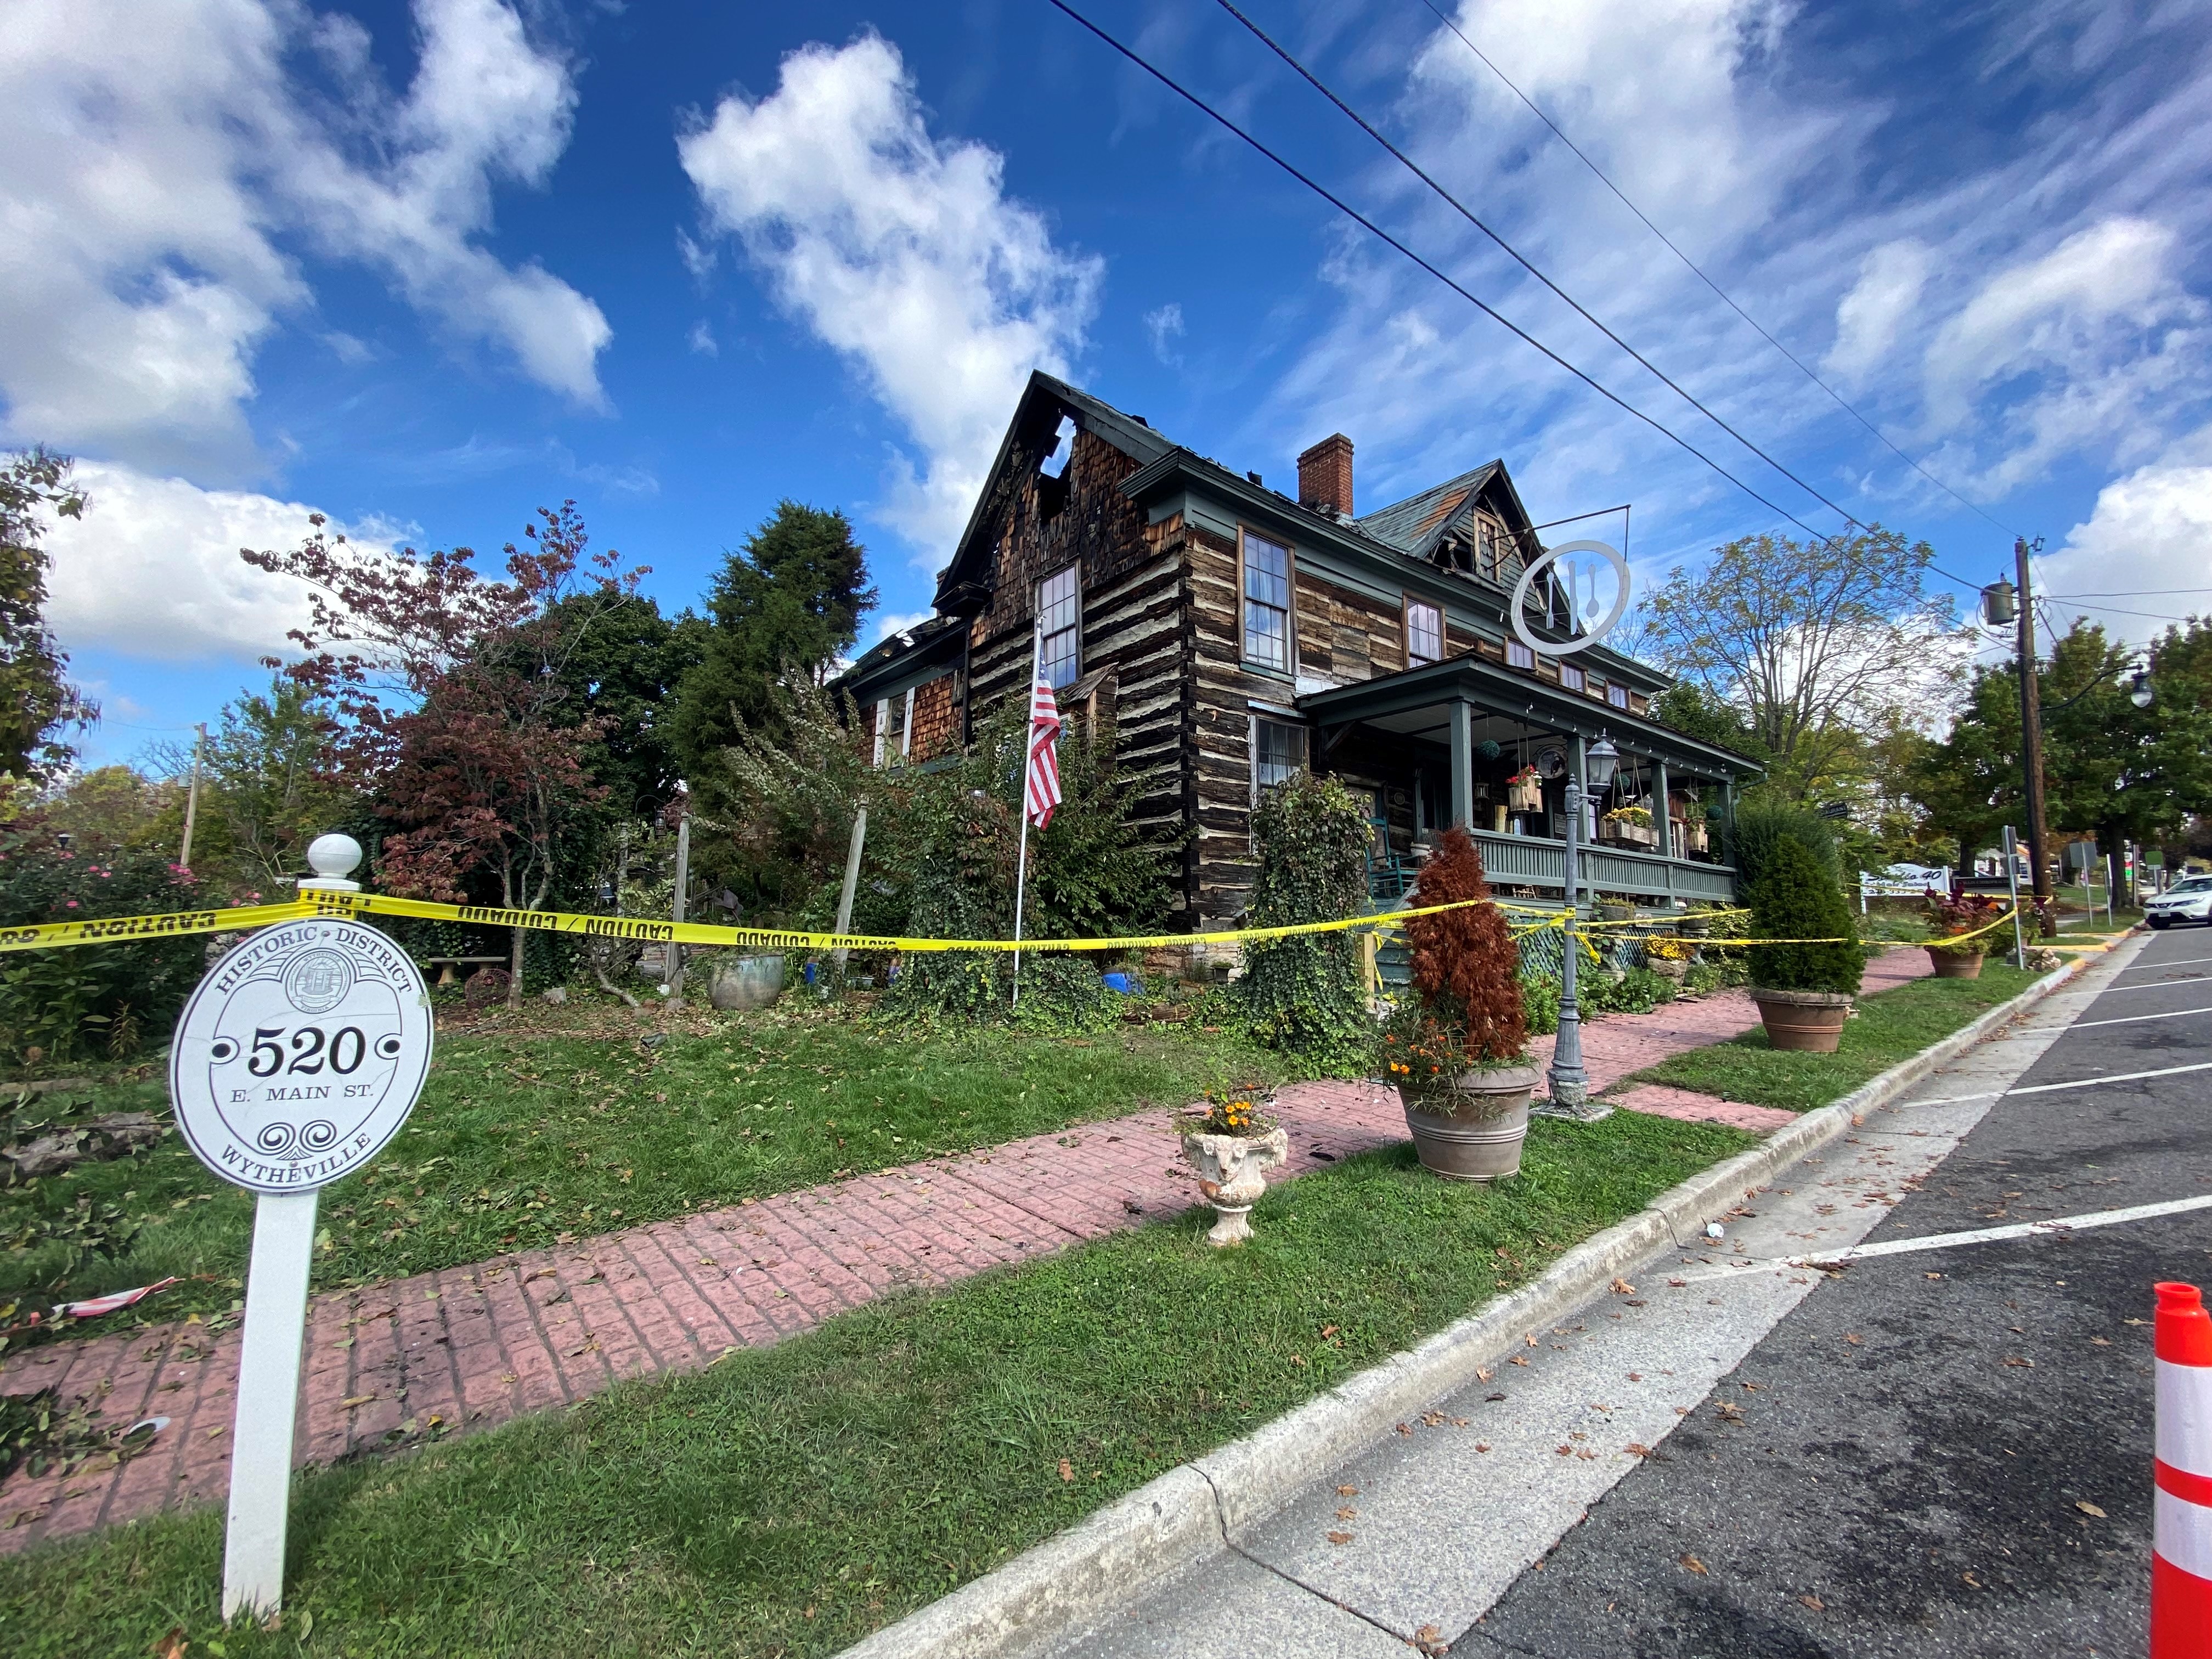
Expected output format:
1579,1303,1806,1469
9,0,2211,768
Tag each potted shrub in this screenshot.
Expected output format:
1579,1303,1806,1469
1177,1087,1289,1246
1387,827,1535,1181
1746,838,1865,1052
1923,893,2004,979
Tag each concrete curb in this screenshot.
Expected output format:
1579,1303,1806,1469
836,958,2089,1659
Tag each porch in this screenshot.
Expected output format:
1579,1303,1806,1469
1296,653,1757,907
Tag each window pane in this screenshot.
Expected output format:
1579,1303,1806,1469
1039,566,1080,689
1244,535,1288,607
1407,600,1441,664
1506,639,1535,670
1254,719,1306,792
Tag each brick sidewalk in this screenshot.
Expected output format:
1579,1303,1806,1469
0,951,1929,1553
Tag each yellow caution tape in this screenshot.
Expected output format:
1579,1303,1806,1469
0,889,1505,958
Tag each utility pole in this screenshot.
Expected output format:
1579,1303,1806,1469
179,723,207,871
2013,537,2052,903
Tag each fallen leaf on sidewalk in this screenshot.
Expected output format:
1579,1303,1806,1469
2076,1500,2107,1519
2127,1317,2150,1327
1667,1278,1686,1288
1844,1334,1864,1346
1509,1356,1529,1367
1395,1423,1413,1436
1337,1506,1357,1520
2090,1336,2112,1347
1414,1625,1447,1656
1486,1391,1505,1401
1679,1554,1708,1576
151,1628,188,1659
1475,1367,1492,1382
1058,1459,1074,1483
340,1394,376,1409
1628,1372,1643,1381
1474,1442,1491,1452
1555,1445,1573,1456
1525,1333,1539,1347
1338,1484,1359,1496
1962,1571,1983,1589
1925,1272,1942,1280
1624,1443,1651,1457
1611,1278,1636,1295
1327,1531,1353,1545
2003,1357,2034,1369
1799,1594,1825,1611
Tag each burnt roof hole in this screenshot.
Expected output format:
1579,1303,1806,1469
1040,415,1076,479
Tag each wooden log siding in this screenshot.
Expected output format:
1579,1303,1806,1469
1294,572,1406,683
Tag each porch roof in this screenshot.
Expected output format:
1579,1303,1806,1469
1294,653,1762,780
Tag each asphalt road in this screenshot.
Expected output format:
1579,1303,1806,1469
1455,927,2212,1659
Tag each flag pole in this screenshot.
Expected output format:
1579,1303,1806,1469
1011,617,1042,1007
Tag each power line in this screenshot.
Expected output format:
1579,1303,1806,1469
2045,587,2212,599
1214,0,1867,539
1413,0,2028,544
1046,0,1847,549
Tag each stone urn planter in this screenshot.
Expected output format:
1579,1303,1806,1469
1646,952,1688,983
1751,988,1854,1053
1178,1122,1290,1246
709,953,786,1011
1400,1065,1538,1181
1925,946,1984,979
1598,902,1637,922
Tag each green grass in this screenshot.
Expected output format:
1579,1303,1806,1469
0,1110,1752,1659
1,1005,1294,1333
1622,961,2043,1113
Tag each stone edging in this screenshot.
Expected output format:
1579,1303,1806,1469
835,958,2090,1659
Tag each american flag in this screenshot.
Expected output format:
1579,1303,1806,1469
1024,667,1063,829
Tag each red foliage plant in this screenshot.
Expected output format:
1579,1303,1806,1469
1403,826,1527,1065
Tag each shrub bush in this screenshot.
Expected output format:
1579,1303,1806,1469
1237,772,1372,1068
1747,837,1864,995
1521,973,1561,1035
1728,798,1839,890
0,826,209,1067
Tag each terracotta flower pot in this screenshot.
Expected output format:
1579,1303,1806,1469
1399,1065,1538,1181
1751,988,1853,1053
1926,947,1984,979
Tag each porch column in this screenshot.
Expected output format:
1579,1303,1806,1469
1652,757,1671,859
1450,698,1474,828
1722,777,1739,861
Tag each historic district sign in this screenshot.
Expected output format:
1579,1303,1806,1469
170,915,433,1193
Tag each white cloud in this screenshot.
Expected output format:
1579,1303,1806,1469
1923,217,2195,434
0,0,608,475
688,320,719,357
2036,427,2212,646
867,609,936,648
1825,241,1930,389
41,460,358,663
1146,302,1186,367
678,32,1101,564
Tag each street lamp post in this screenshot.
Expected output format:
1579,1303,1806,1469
1546,735,1619,1121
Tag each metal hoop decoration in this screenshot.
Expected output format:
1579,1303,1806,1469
1508,539,1632,659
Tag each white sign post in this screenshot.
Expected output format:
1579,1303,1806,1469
166,834,433,1621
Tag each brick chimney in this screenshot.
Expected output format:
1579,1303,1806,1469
1297,433,1354,517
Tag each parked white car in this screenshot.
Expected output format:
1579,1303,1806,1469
2148,875,2212,929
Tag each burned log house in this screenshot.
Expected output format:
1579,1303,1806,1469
838,373,1757,927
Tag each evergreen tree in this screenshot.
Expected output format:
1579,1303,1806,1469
670,502,875,774
1747,837,1864,996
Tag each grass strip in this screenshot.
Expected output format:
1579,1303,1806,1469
1622,962,2044,1113
1,1009,1291,1333
0,1111,1751,1659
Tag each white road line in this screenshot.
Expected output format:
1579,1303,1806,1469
2095,974,2212,995
2121,956,2212,973
2074,1006,2212,1029
1808,1193,2212,1265
1903,1060,2212,1108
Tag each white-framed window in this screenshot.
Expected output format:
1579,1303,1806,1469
1251,716,1308,799
900,685,917,758
1038,564,1080,689
872,698,890,767
1477,516,1504,580
1405,597,1443,666
1506,639,1536,670
1607,683,1630,710
1242,531,1293,672
1559,663,1586,692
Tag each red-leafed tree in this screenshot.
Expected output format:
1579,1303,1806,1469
1404,826,1527,1065
244,503,644,1005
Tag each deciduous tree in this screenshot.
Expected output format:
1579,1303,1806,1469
0,448,96,782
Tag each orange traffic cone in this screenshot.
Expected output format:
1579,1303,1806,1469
2155,1282,2212,1657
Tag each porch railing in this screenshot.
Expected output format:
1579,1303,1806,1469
1467,830,1737,904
